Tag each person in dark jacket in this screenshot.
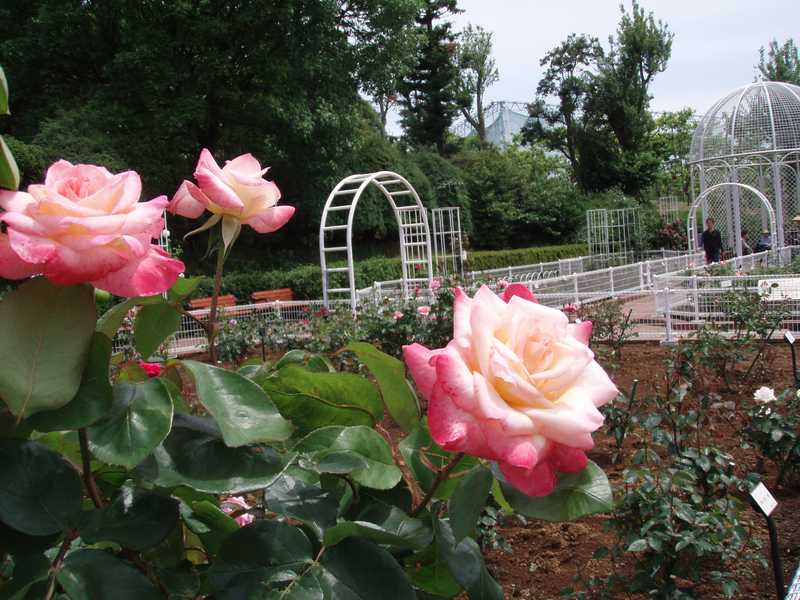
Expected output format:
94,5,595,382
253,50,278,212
700,218,722,263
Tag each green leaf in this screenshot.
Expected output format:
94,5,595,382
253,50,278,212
58,549,162,600
320,537,415,599
254,364,383,434
182,500,239,557
167,276,203,302
0,279,95,418
263,473,338,540
0,136,19,190
0,66,8,115
0,554,50,600
180,360,292,446
406,543,462,598
449,466,493,543
27,332,113,432
96,298,136,340
500,460,613,522
435,519,503,600
134,304,181,359
399,421,478,500
0,439,82,536
138,414,288,494
627,538,648,552
0,521,59,559
208,521,314,599
345,341,420,433
184,213,221,240
294,426,401,490
324,503,431,549
79,483,180,551
88,379,173,468
273,349,332,372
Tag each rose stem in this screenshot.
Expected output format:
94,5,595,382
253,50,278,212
410,452,465,517
207,232,227,363
78,428,105,508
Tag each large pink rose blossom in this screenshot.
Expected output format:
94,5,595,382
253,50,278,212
0,161,184,297
403,283,617,497
169,149,294,233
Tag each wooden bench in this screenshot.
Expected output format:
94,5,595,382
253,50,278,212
251,288,293,303
189,294,237,310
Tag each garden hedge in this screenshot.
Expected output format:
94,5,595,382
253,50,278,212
192,243,587,301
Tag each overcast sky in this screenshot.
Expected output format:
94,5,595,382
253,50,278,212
389,0,797,132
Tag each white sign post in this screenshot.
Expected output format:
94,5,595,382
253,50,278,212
750,482,784,599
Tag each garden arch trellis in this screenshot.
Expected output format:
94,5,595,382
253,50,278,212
687,182,778,257
319,171,433,310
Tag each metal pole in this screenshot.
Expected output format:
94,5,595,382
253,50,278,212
766,515,786,600
664,287,674,343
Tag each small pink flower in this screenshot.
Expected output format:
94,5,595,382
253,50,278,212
497,278,509,290
229,319,238,326
417,305,431,317
431,278,442,292
137,361,163,378
562,304,577,314
392,310,404,320
221,496,255,527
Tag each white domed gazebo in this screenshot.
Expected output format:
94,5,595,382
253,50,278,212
689,81,800,255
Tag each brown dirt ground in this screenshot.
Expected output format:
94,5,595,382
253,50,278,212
482,341,800,600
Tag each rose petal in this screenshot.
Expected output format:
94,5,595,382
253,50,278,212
90,246,185,297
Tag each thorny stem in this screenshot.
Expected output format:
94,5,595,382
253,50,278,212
410,452,465,517
78,428,104,508
43,531,77,600
207,237,227,363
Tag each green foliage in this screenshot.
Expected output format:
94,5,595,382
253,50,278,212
455,24,499,142
463,243,587,271
743,389,800,487
756,38,800,85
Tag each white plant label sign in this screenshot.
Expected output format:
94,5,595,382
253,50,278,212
750,482,778,516
786,330,796,345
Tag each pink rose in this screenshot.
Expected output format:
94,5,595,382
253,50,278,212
137,360,163,378
220,496,255,527
431,278,442,292
169,149,294,234
417,305,431,317
392,310,404,320
403,285,617,497
497,278,509,291
0,161,184,297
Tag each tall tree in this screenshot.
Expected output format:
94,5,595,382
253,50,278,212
399,0,462,153
455,24,499,142
648,108,696,201
756,39,800,85
522,34,603,184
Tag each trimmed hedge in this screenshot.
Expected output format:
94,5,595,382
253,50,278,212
193,243,588,302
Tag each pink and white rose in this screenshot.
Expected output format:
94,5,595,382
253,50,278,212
418,305,431,317
403,283,618,497
392,310,404,320
169,149,294,234
220,496,255,527
0,160,184,297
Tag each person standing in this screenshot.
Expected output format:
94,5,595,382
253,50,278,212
700,218,722,264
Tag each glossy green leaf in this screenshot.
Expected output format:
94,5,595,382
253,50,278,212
500,460,613,522
79,483,180,551
406,543,462,598
254,364,383,434
27,332,113,432
168,276,203,301
263,473,338,540
435,519,503,600
96,299,136,339
319,537,415,599
399,420,478,500
88,379,173,468
0,554,50,600
208,521,314,599
0,439,82,535
0,136,19,190
182,500,239,557
0,279,95,418
58,549,162,600
138,414,288,494
0,521,59,559
345,341,420,432
324,503,431,549
180,360,292,446
134,304,181,359
294,426,401,490
449,466,493,543
273,349,332,372
0,66,8,115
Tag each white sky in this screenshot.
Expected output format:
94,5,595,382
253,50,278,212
388,0,797,133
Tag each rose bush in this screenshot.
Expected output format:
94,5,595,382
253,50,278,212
169,148,294,234
404,283,618,496
0,160,183,296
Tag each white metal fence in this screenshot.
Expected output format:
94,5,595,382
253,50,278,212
114,246,800,357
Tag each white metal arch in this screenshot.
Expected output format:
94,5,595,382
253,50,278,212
319,171,434,309
687,182,778,258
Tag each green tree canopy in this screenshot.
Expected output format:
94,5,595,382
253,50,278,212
756,38,800,85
